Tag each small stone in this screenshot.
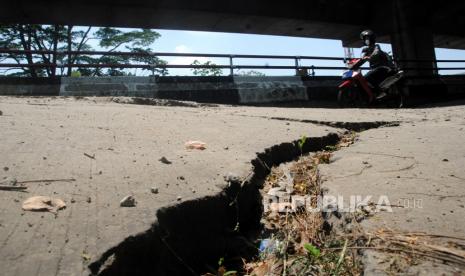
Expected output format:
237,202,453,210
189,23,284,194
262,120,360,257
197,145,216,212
192,189,196,194
43,157,47,160
224,146,229,150
224,172,241,184
159,156,172,164
178,176,185,181
442,159,449,162
28,222,33,227
0,110,2,116
120,196,137,207
3,167,9,171
151,187,159,194
176,196,182,201
71,198,76,203
86,197,92,203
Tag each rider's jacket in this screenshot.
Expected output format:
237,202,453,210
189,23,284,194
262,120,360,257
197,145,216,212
362,44,395,70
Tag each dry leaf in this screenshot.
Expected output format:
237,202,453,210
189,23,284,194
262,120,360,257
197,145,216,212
22,196,66,213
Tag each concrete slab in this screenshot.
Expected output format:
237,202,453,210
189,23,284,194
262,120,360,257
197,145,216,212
0,96,335,276
315,104,465,274
1,96,465,275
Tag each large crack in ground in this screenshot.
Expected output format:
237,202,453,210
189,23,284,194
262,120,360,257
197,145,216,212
88,121,397,276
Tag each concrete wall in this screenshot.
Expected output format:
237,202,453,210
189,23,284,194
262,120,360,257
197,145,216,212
1,75,464,105
58,76,336,104
60,77,155,98
234,76,309,104
0,77,60,96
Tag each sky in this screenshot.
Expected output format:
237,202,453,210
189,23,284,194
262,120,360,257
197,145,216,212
139,29,465,76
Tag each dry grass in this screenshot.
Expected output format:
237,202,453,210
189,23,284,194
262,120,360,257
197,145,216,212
246,133,363,276
243,131,465,275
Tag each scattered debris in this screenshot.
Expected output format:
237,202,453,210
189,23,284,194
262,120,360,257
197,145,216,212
120,196,136,207
0,178,26,191
16,178,76,184
112,97,218,108
151,187,159,194
82,252,92,262
224,172,241,184
158,156,172,164
0,185,27,191
22,196,66,213
84,153,95,159
185,141,207,150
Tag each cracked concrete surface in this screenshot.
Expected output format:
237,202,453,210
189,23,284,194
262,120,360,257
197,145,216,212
1,96,465,275
0,96,336,276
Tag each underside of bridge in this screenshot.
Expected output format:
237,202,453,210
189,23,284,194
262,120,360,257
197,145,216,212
1,0,465,75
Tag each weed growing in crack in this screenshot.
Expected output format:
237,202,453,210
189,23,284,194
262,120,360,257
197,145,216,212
202,257,238,276
298,135,307,156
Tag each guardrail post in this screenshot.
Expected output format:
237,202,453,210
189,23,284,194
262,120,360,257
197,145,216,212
229,55,234,76
294,57,300,76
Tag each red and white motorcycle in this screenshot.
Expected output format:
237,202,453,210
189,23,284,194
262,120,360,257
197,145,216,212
338,58,406,108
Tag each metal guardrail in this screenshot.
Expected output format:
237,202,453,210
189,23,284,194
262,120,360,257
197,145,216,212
1,49,464,76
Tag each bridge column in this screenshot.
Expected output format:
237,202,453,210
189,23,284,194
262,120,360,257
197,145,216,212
390,0,437,76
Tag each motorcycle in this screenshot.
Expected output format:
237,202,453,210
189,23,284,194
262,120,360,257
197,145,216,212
338,58,406,108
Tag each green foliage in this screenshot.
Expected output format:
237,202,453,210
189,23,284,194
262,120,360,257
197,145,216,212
304,243,321,258
298,135,307,152
96,28,159,49
218,257,224,266
0,24,168,77
70,71,81,77
191,59,223,76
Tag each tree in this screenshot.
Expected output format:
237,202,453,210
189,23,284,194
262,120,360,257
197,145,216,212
0,24,67,77
190,60,223,76
0,24,168,77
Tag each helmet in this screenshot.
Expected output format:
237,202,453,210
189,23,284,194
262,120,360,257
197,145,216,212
360,30,376,41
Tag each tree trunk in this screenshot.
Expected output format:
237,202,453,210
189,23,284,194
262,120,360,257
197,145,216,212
51,25,59,77
67,25,73,76
18,25,37,78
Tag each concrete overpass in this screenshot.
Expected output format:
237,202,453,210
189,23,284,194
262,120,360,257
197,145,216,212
1,0,465,74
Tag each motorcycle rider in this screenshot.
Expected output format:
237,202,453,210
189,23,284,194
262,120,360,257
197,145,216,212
360,30,395,98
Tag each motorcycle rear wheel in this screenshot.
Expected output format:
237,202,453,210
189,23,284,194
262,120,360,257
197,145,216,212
384,85,405,108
